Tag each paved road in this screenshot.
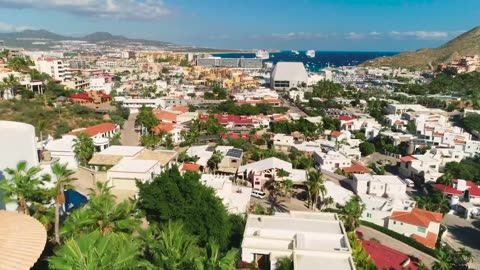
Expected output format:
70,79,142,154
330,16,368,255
280,97,308,117
442,214,480,269
120,113,140,146
358,225,437,267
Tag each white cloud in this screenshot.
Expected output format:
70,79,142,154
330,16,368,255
389,31,452,39
0,21,31,32
256,30,464,41
0,0,170,20
270,32,327,40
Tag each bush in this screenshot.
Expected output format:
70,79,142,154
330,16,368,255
54,121,72,138
360,220,437,258
359,142,375,156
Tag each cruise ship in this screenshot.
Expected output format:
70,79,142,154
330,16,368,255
306,50,315,58
255,50,269,59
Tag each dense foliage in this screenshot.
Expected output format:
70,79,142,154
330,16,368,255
213,100,289,115
204,86,228,100
137,167,243,250
269,118,323,135
359,142,375,156
442,156,480,183
462,113,480,133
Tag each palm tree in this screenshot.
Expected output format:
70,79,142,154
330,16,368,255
339,195,365,232
49,230,150,270
208,150,224,173
140,222,198,269
61,181,142,238
303,171,326,211
195,241,238,270
283,179,294,201
0,74,19,99
432,247,452,270
347,232,377,270
274,256,293,270
73,133,95,166
51,162,77,244
0,161,49,215
322,196,335,210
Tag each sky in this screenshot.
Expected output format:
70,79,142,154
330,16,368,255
0,0,479,51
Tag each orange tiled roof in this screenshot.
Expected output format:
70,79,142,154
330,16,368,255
153,109,177,122
67,123,117,137
181,163,201,172
412,232,437,249
331,131,343,137
152,122,175,134
170,106,189,113
390,208,443,227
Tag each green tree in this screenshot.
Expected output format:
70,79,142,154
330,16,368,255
0,161,49,215
136,106,159,134
49,231,149,270
274,256,294,270
348,232,377,270
50,162,77,244
195,241,238,270
432,245,472,270
140,221,198,269
340,195,365,232
359,142,375,156
208,150,224,173
137,168,232,249
109,133,122,146
61,182,142,239
462,113,480,133
303,171,326,211
73,133,95,166
0,74,20,98
205,115,226,135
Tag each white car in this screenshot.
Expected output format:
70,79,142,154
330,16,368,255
251,189,266,199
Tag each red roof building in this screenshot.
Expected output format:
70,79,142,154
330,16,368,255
390,208,443,249
170,106,189,113
331,131,343,138
181,163,201,172
151,122,176,135
153,110,177,122
67,123,117,137
343,161,370,174
361,240,418,270
69,92,112,104
338,115,357,121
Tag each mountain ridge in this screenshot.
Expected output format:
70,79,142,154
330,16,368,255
360,26,480,70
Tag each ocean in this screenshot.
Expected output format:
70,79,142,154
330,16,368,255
212,51,398,72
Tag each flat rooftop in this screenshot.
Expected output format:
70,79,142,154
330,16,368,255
109,158,159,173
134,149,177,166
100,145,145,157
295,253,354,270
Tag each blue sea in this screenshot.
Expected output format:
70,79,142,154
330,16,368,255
213,51,398,72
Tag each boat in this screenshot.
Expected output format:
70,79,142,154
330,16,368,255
255,50,269,59
291,50,299,55
306,50,315,58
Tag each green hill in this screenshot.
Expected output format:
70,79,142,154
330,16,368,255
360,26,480,70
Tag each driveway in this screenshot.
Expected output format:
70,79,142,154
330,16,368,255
442,214,480,269
358,225,437,267
120,112,140,146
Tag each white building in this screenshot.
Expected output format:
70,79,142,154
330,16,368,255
360,194,416,228
201,174,252,214
241,211,355,270
89,77,112,94
0,121,39,178
34,57,71,82
313,150,352,172
44,135,77,170
271,62,308,91
353,174,407,198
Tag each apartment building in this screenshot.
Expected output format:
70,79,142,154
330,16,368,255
353,174,407,198
35,57,71,82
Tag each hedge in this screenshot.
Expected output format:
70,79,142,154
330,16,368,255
360,220,437,258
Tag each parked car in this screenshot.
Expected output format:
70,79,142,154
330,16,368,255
404,178,415,187
251,189,266,199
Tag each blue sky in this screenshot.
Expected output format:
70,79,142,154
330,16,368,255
0,0,478,51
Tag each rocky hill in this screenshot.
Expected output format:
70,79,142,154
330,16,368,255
360,26,480,70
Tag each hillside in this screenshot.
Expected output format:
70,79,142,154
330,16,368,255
360,26,480,70
0,29,241,52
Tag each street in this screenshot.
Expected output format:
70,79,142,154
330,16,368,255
442,214,480,269
120,112,140,146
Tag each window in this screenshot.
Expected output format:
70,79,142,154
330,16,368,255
417,227,426,233
393,221,396,225
367,213,372,218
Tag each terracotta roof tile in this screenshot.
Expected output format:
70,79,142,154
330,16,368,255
412,232,437,249
431,183,463,195
153,110,177,122
331,131,343,137
151,122,176,134
400,156,416,162
170,106,189,113
67,123,117,137
390,208,443,227
181,163,201,172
